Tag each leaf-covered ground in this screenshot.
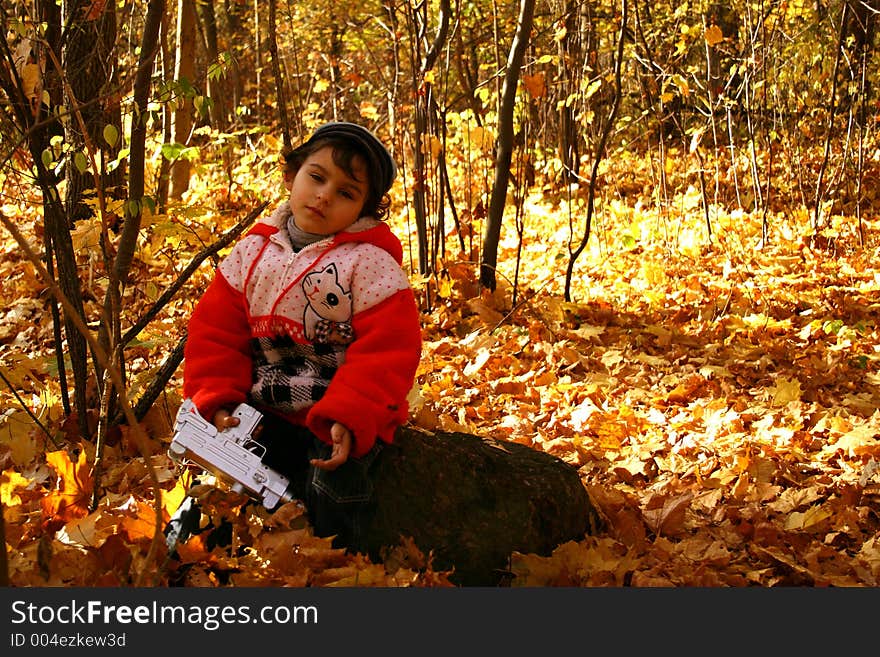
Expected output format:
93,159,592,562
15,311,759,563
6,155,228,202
2,162,880,587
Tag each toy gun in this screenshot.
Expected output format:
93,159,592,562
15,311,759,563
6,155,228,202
168,398,294,510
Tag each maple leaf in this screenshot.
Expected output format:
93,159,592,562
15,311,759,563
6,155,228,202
522,72,546,98
174,533,214,564
112,495,162,544
704,24,724,46
41,447,93,528
56,508,106,548
768,376,802,406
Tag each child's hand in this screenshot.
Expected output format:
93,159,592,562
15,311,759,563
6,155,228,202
310,422,352,471
213,409,240,431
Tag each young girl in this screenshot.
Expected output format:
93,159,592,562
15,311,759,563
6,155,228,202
182,122,422,546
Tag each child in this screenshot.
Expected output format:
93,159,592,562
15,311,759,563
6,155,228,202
181,122,422,547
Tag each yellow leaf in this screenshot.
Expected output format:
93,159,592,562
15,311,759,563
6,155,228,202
117,496,161,543
1,469,30,506
70,219,101,252
358,101,379,121
161,475,190,519
768,486,823,513
600,349,624,370
20,63,41,104
824,424,880,458
1,410,38,466
420,134,443,160
466,297,503,325
55,507,105,548
468,125,494,151
570,324,605,340
768,376,801,406
784,503,833,531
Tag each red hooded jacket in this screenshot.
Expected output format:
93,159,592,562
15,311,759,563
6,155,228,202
183,202,422,458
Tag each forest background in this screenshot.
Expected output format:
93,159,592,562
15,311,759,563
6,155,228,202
1,0,880,587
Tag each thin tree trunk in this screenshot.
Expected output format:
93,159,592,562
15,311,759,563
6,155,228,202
170,0,197,199
557,0,580,182
196,0,226,131
253,0,262,108
36,0,70,414
812,2,848,232
92,0,166,509
480,0,536,291
564,0,627,302
62,0,122,222
408,0,450,279
156,9,173,213
0,20,90,437
267,0,290,151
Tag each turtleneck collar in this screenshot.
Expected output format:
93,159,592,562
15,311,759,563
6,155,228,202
286,210,327,250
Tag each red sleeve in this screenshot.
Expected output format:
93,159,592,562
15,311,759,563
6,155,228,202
306,288,422,457
183,272,253,421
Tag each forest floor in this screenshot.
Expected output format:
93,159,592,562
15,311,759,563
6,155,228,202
2,160,880,587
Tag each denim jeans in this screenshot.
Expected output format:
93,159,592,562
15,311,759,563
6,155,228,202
259,414,381,548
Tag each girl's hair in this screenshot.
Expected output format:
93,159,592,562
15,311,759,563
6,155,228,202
283,135,391,221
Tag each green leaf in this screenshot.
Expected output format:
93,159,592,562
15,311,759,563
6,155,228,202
176,76,195,96
161,142,185,160
103,124,119,148
73,151,88,173
194,95,213,119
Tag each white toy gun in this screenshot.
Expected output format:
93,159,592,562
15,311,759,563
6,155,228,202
168,398,293,510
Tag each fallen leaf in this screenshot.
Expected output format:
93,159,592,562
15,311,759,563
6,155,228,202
41,447,93,528
642,492,694,537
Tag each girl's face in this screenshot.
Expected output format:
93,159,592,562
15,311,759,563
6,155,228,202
285,146,369,235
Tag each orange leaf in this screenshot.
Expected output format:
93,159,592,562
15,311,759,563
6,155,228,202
705,24,724,46
642,492,693,537
41,448,93,527
117,497,162,543
522,73,546,98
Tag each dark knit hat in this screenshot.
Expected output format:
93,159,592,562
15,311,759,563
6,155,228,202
305,122,397,196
